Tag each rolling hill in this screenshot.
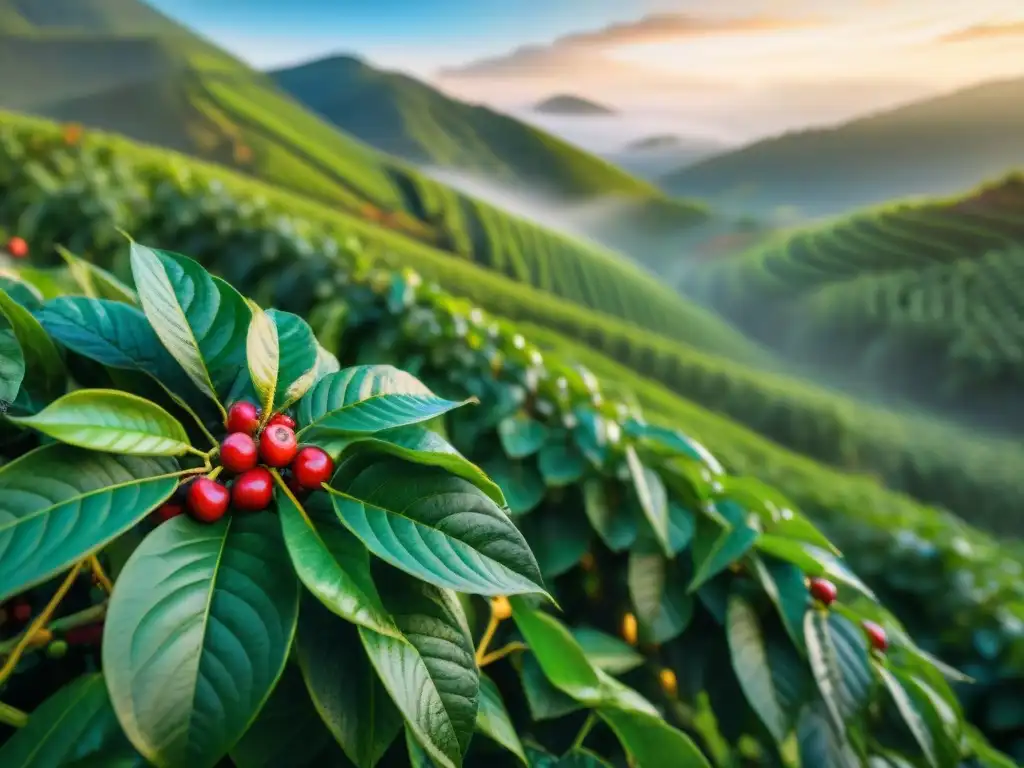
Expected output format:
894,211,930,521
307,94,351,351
0,0,762,365
681,174,1024,433
533,94,614,115
661,77,1024,219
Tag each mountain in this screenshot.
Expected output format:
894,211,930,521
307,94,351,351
661,77,1024,220
533,94,614,115
605,133,728,182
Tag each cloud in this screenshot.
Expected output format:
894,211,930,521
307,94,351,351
938,20,1024,43
437,13,821,80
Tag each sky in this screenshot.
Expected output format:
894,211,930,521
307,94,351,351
150,0,1024,146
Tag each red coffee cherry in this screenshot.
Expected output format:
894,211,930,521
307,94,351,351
260,425,298,467
291,446,334,489
863,620,889,652
220,432,258,473
187,477,230,523
152,502,184,524
6,237,28,259
12,601,31,623
808,577,838,606
226,401,261,436
266,413,296,430
232,468,274,512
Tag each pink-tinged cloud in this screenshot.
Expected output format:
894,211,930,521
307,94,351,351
437,13,822,80
939,20,1024,43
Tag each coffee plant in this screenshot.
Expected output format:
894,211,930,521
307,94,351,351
0,240,1013,767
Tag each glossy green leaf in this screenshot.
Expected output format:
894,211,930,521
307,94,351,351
246,302,279,418
595,668,659,717
625,446,670,556
103,513,300,768
755,536,875,599
510,598,603,704
56,245,137,304
597,706,711,768
34,297,218,423
689,516,758,594
9,389,191,456
476,674,527,764
0,328,24,405
328,454,545,596
295,595,402,768
0,284,64,405
751,555,809,653
570,627,644,675
339,426,505,506
230,663,346,768
903,673,961,767
129,243,249,411
498,412,549,459
277,486,398,636
360,575,479,768
581,479,637,552
538,441,587,487
480,454,546,517
628,552,693,643
797,698,859,768
803,609,871,743
666,501,696,555
0,445,177,601
876,664,938,768
519,654,582,721
405,727,437,768
726,594,788,743
0,674,140,767
519,506,590,579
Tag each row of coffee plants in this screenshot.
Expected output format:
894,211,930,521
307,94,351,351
1,117,1023,757
0,239,1019,765
0,242,1013,766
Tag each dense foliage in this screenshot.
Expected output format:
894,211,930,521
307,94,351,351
1,117,1023,760
0,240,1013,768
686,177,1024,434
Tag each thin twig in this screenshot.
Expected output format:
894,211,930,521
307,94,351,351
474,613,501,664
87,555,113,593
0,603,108,656
572,712,598,750
478,642,528,667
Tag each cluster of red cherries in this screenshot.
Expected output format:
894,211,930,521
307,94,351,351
153,401,334,524
808,576,889,652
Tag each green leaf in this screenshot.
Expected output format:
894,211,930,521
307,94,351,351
9,389,192,456
0,285,64,405
597,706,711,768
625,446,670,556
56,245,137,304
902,674,961,767
876,664,938,768
751,555,809,653
339,426,505,507
581,479,637,552
0,328,24,405
667,501,696,555
538,441,587,487
0,444,177,601
627,552,693,643
230,663,346,768
103,513,300,768
328,454,545,597
555,749,615,768
360,574,479,768
510,598,602,704
519,506,590,579
476,674,527,765
755,536,875,599
405,727,437,768
570,627,644,675
803,610,871,743
726,594,788,744
246,302,279,418
797,698,859,768
34,297,219,423
0,674,140,767
498,412,549,458
296,595,402,768
519,654,582,721
480,454,546,517
689,515,758,593
277,486,399,636
129,243,249,413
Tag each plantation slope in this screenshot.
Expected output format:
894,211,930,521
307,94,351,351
682,175,1024,432
0,27,754,362
662,77,1024,218
4,112,1023,545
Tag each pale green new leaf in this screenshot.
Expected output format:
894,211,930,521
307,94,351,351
598,706,711,768
476,675,527,765
56,245,137,304
0,445,177,601
246,302,279,419
726,594,788,744
625,446,670,556
570,627,644,675
9,389,191,456
103,514,299,768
